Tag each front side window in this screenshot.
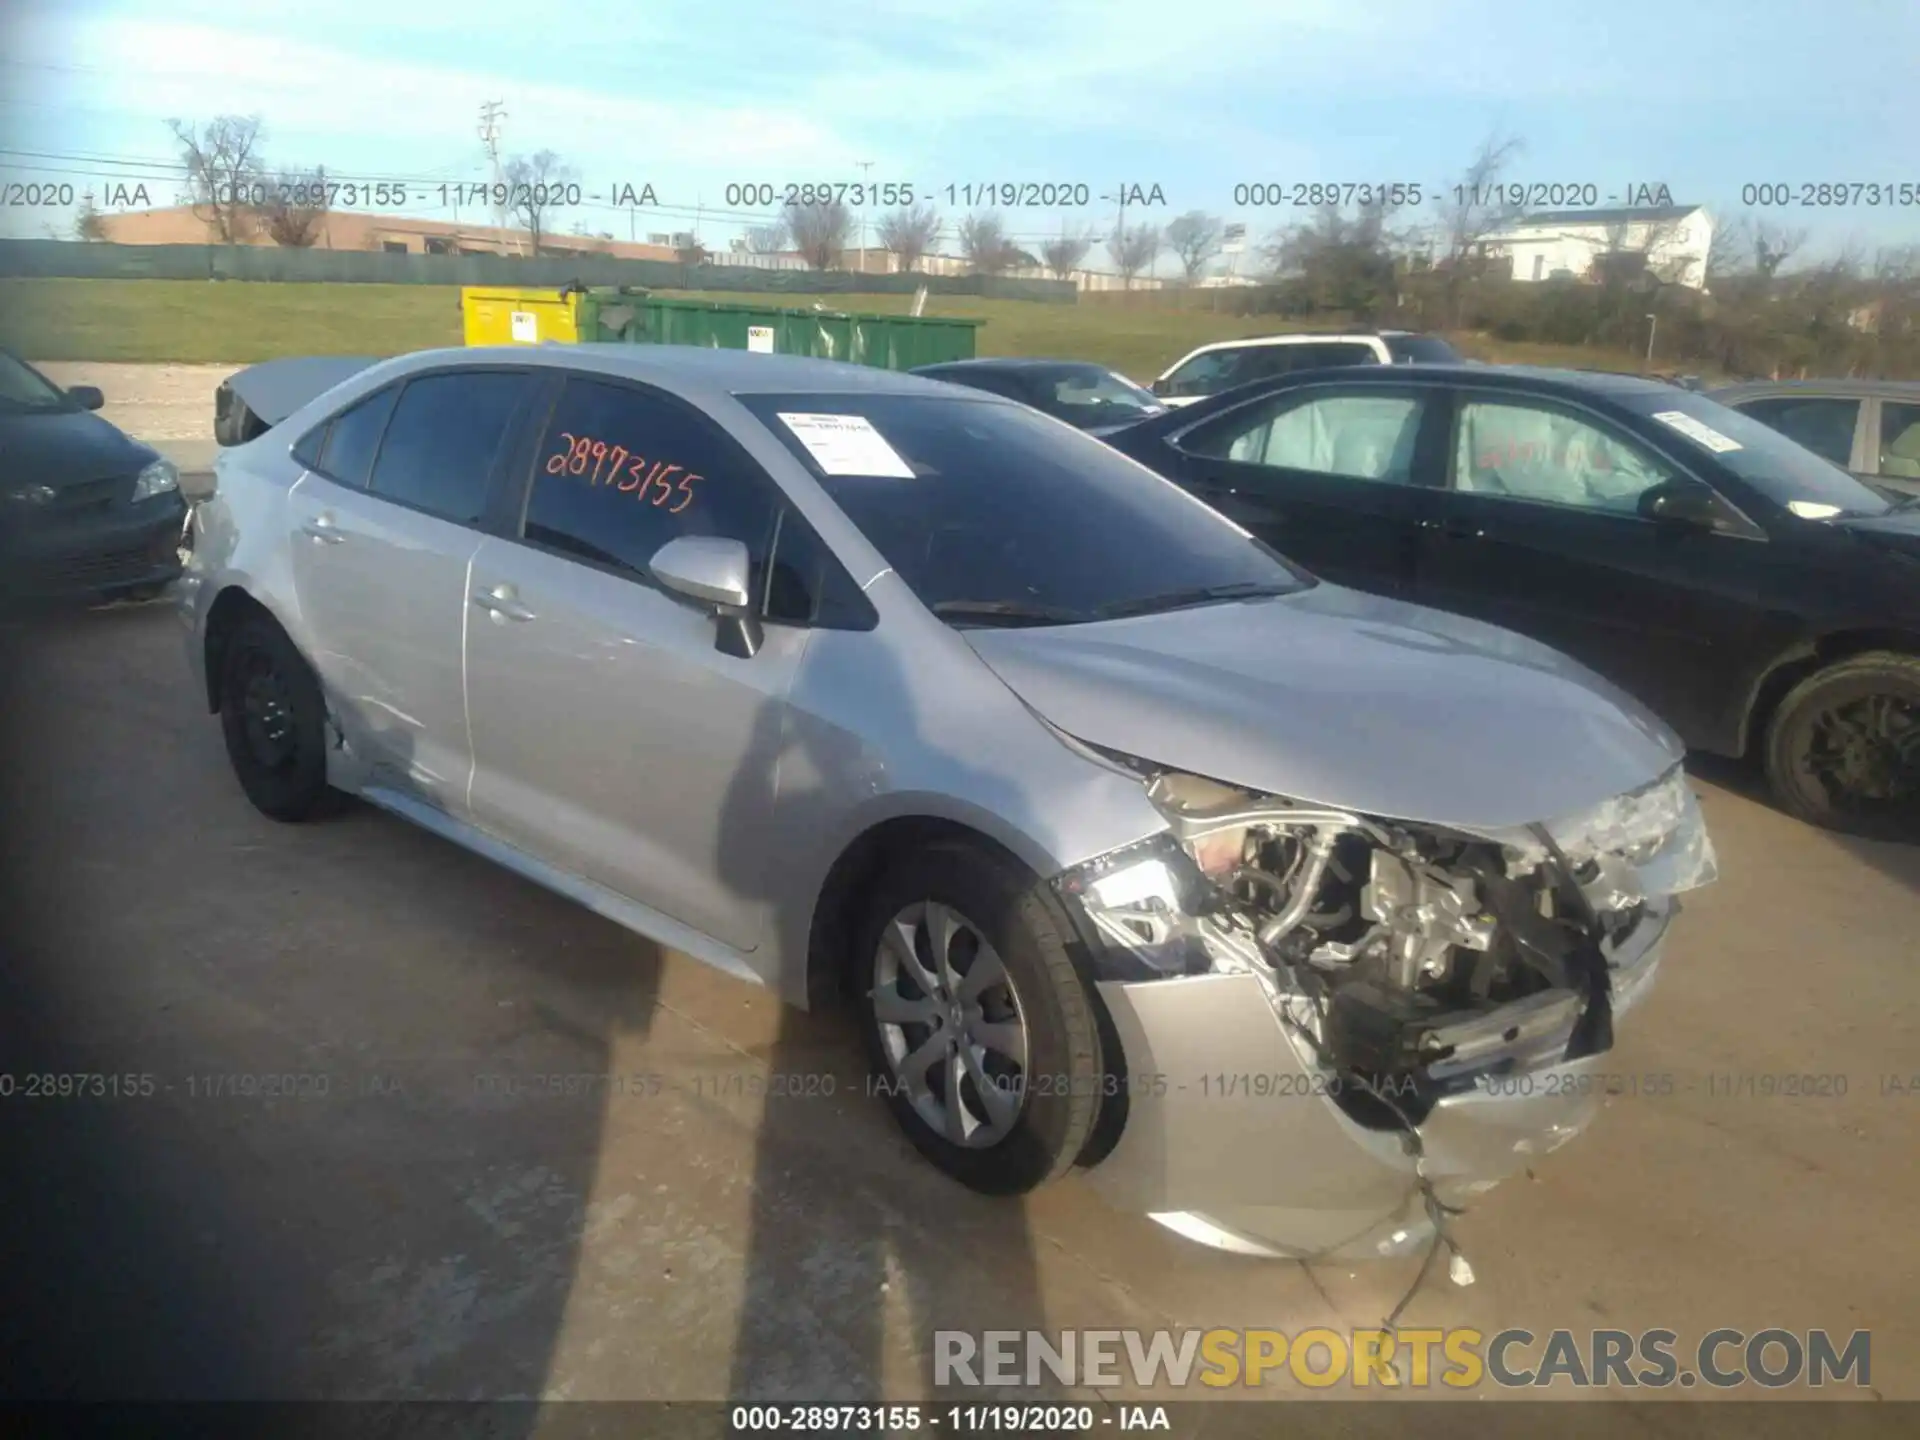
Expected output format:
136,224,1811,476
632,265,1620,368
1036,366,1165,427
1879,401,1920,479
523,377,781,590
737,392,1308,627
1736,396,1860,469
368,371,527,523
1453,398,1674,513
1384,334,1463,364
1287,342,1378,370
1183,391,1426,484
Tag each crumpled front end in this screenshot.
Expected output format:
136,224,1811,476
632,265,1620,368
1054,757,1715,1261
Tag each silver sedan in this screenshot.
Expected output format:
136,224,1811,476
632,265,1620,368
180,344,1715,1262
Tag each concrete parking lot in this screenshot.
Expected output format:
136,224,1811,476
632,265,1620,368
1,600,1914,1422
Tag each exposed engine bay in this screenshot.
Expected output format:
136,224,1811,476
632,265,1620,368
1060,763,1714,1130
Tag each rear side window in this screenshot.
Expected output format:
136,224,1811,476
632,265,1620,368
1289,342,1378,369
369,372,527,523
308,384,399,489
522,377,781,593
1384,335,1463,363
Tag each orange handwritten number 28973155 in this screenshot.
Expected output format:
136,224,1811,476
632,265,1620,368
546,433,701,513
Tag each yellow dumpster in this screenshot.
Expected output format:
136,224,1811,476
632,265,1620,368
460,285,585,346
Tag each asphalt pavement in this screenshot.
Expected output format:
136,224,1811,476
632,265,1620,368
1,602,1915,1417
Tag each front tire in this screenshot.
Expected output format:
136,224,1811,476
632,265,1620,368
1764,651,1920,840
855,843,1103,1195
218,615,344,822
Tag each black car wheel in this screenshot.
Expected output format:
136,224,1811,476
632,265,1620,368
1765,651,1920,840
218,615,344,822
855,842,1102,1195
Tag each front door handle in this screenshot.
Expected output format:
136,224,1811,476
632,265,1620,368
470,583,536,622
302,515,346,545
1419,517,1487,540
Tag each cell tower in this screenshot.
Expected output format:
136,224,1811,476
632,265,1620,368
478,100,517,253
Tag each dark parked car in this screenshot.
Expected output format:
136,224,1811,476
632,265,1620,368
1708,379,1920,499
1107,364,1920,837
0,348,188,610
910,357,1168,436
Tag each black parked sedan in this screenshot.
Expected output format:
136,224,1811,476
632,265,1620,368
910,357,1168,436
0,349,188,610
1106,364,1920,837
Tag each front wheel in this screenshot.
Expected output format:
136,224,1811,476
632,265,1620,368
855,843,1103,1195
218,615,345,822
1764,651,1920,840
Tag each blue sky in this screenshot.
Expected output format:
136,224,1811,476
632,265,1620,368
3,0,1917,265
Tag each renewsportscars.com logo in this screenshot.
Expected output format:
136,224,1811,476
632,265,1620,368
934,1328,1872,1390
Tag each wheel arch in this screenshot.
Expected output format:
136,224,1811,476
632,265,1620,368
201,585,287,712
1739,626,1920,757
801,813,1051,1014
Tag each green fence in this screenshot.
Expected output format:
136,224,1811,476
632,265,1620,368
0,239,1078,303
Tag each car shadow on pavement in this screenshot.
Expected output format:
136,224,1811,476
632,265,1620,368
1686,751,1920,896
0,603,656,1418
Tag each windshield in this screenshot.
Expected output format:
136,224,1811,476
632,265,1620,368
1385,334,1463,364
0,352,77,415
738,392,1311,625
1030,365,1167,427
1616,391,1897,517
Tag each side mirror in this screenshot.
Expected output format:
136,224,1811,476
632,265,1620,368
648,534,762,657
68,385,105,411
1150,377,1172,397
1637,477,1724,528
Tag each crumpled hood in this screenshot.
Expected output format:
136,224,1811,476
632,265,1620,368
964,582,1684,831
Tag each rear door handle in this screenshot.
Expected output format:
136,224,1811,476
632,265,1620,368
302,515,346,545
471,583,536,622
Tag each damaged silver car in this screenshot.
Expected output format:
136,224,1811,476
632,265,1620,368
181,346,1714,1262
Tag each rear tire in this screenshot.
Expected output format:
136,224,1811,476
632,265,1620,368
218,615,345,822
1764,651,1920,840
854,842,1102,1195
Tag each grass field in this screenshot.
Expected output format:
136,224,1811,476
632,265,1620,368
0,277,1662,380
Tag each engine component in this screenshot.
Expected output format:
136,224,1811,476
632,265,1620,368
1360,849,1497,990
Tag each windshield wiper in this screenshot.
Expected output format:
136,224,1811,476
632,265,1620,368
1093,580,1297,620
931,598,1088,627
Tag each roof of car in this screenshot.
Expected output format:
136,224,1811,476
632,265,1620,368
442,342,968,399
1186,332,1415,353
1224,362,1684,403
913,357,1111,374
1707,378,1920,401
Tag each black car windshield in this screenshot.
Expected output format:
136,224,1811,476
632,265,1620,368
1026,365,1166,427
1384,335,1463,364
0,351,77,415
1616,391,1896,517
738,392,1311,625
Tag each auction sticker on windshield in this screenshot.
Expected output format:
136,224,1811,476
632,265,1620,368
778,413,916,477
1651,410,1743,453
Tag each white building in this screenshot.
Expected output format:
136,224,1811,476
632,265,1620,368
1485,205,1714,290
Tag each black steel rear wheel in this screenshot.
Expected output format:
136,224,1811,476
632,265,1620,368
1765,651,1920,840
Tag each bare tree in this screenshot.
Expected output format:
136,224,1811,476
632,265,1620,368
958,212,1022,275
745,220,790,254
503,150,577,256
876,203,942,272
258,165,330,248
73,193,109,241
1438,130,1526,264
785,199,852,269
167,114,266,243
1106,222,1162,287
1040,231,1093,280
1164,211,1223,283
1262,200,1410,317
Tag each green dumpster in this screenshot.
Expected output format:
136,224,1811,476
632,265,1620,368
578,290,983,369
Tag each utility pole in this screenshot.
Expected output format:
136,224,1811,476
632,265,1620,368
478,100,513,253
856,160,874,273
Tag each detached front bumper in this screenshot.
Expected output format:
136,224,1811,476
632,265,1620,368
1082,898,1672,1262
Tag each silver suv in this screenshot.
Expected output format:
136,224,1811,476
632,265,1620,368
181,344,1714,1262
1150,331,1463,406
